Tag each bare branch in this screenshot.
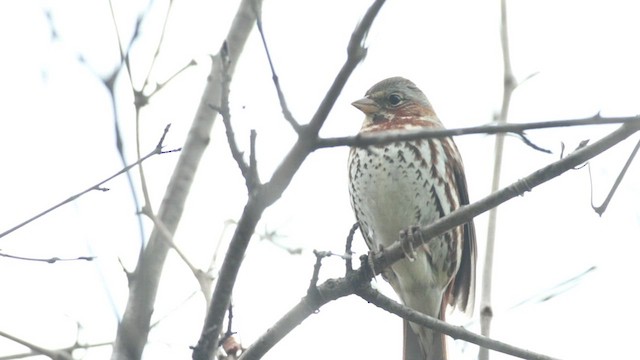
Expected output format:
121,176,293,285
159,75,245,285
112,2,261,358
345,222,360,272
371,122,640,279
0,251,94,263
0,125,176,240
514,132,551,153
0,330,73,360
314,115,639,149
146,59,198,99
217,51,252,187
255,11,301,131
481,2,514,356
355,286,559,360
193,1,387,359
591,137,640,215
141,0,177,91
240,267,358,360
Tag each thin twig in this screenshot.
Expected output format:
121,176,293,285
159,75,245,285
315,115,639,149
591,137,640,216
345,222,359,272
216,45,254,189
0,330,74,360
0,125,177,240
514,132,551,153
141,0,176,91
255,10,301,131
147,59,198,99
0,252,94,263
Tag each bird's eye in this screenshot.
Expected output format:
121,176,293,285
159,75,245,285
388,93,403,107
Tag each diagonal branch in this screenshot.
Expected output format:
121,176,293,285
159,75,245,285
192,2,387,359
255,10,301,132
355,286,559,360
591,137,640,215
241,122,638,360
0,125,176,240
371,122,640,278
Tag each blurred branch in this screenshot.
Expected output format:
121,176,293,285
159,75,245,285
590,137,640,215
315,115,639,149
141,0,176,91
0,330,73,360
509,266,597,310
111,0,265,358
0,125,177,240
106,0,151,254
192,1,386,359
481,0,513,358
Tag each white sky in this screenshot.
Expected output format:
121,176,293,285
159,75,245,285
0,0,639,359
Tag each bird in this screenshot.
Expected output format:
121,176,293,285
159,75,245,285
348,77,476,360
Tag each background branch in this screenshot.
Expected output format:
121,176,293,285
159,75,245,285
0,126,175,240
110,0,262,358
481,1,514,358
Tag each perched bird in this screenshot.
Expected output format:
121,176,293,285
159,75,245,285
348,77,476,360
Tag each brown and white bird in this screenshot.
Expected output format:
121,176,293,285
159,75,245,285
348,77,476,360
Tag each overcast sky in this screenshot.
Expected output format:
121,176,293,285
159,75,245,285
1,1,639,359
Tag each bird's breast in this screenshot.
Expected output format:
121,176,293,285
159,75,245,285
348,140,445,249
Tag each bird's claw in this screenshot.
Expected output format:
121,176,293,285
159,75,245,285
400,228,418,262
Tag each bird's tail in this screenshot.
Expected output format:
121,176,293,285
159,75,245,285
402,302,447,360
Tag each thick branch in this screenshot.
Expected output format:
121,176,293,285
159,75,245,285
110,1,261,359
193,2,386,359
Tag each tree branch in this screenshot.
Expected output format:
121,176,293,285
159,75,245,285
370,122,640,278
255,10,301,132
110,0,262,358
239,122,638,360
481,1,514,358
314,115,639,149
0,125,176,240
355,286,559,360
192,1,387,359
590,137,640,215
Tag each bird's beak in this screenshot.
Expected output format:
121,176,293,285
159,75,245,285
351,97,379,115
